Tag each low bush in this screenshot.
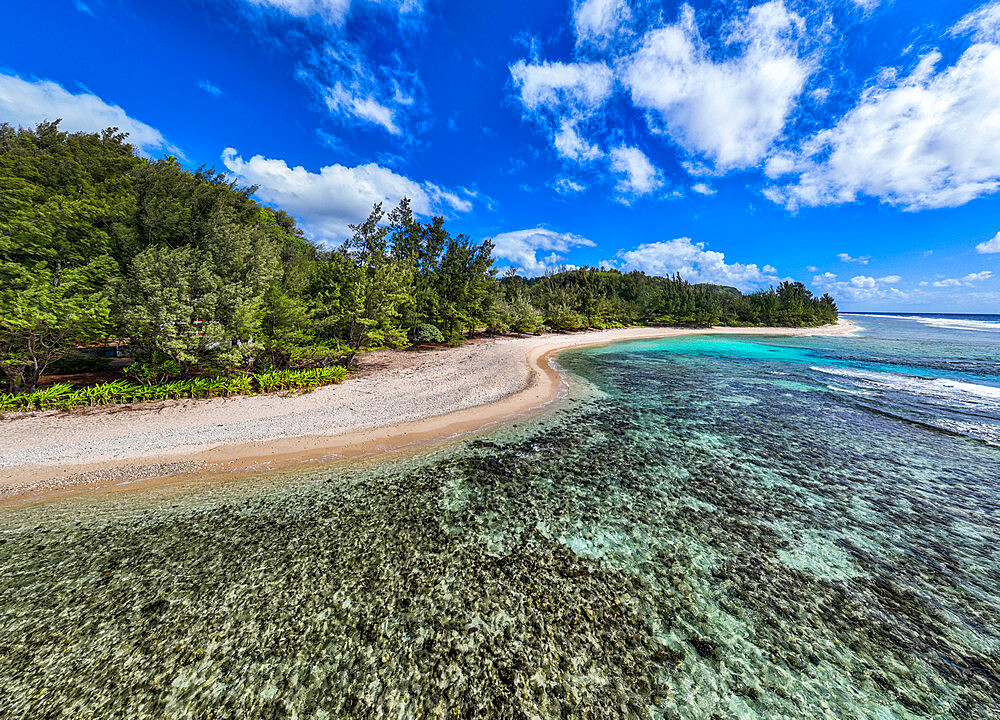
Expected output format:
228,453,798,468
0,366,349,413
414,324,446,344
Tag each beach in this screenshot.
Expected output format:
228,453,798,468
4,313,1000,718
0,320,857,501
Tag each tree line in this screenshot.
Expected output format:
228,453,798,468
0,122,837,393
504,268,837,332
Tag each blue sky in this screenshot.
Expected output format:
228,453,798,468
2,0,1000,311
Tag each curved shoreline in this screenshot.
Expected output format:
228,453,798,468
0,320,858,504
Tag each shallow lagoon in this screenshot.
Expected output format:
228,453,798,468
1,315,998,719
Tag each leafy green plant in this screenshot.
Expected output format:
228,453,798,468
0,367,350,414
123,353,182,385
414,324,445,344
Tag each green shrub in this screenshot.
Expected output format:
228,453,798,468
414,324,445,344
0,367,349,414
123,353,183,385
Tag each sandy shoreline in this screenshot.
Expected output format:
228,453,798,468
0,320,858,503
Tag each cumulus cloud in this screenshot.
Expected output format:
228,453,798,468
0,72,176,155
221,148,471,243
489,228,596,276
509,60,615,172
932,271,993,287
812,271,906,301
766,16,1000,210
610,145,663,202
510,1,814,200
622,1,810,171
573,0,631,46
837,252,870,264
976,231,1000,253
510,60,614,114
691,182,716,195
616,237,780,289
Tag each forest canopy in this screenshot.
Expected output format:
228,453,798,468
0,122,837,392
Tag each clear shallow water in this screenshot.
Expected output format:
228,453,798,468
2,315,999,719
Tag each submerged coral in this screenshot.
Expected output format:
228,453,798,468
2,328,999,719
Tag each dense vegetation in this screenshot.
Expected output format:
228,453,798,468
0,367,348,412
0,122,837,399
504,269,838,332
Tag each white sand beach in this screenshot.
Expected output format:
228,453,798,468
0,320,858,500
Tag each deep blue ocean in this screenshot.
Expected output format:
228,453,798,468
1,313,998,719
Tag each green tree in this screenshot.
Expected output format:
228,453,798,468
0,122,133,390
311,204,412,364
114,212,280,374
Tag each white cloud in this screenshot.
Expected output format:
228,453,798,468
263,1,425,138
573,0,631,46
0,72,176,155
931,270,993,287
244,0,350,23
610,145,663,202
553,120,603,161
509,60,615,172
812,270,906,301
198,79,222,96
622,1,810,171
837,252,870,264
221,148,471,243
510,60,614,114
849,0,881,11
691,182,716,195
325,82,400,135
950,1,1000,43
616,237,780,289
766,27,1000,210
302,36,425,136
552,177,587,195
976,231,1000,253
424,183,475,214
490,228,596,276
241,0,421,25
805,265,819,272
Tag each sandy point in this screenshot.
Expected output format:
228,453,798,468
0,319,859,504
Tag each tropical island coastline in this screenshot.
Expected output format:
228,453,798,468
1,123,849,501
0,319,857,502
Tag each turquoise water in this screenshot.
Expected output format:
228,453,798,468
1,314,999,718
